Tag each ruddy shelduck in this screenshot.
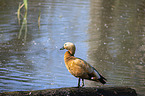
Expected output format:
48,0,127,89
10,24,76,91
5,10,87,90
60,42,107,87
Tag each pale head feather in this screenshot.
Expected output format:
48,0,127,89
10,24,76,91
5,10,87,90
64,42,76,55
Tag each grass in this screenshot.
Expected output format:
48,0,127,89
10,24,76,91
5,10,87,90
17,0,28,42
17,0,41,41
38,9,41,29
18,11,27,40
23,0,28,11
17,3,24,25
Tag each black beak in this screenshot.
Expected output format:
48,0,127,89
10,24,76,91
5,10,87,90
60,46,65,50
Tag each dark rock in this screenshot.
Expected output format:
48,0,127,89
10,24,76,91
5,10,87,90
0,87,137,96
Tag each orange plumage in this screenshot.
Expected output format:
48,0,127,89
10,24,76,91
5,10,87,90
60,42,107,87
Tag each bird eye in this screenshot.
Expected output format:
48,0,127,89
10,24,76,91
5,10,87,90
64,44,67,46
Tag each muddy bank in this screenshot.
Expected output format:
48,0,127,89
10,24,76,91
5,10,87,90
0,87,137,96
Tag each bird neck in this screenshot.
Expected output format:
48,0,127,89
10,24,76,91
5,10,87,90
64,51,74,61
68,46,76,55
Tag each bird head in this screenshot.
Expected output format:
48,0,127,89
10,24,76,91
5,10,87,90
60,42,76,55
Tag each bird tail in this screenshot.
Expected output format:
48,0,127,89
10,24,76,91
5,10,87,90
98,75,107,84
91,75,107,84
92,67,107,84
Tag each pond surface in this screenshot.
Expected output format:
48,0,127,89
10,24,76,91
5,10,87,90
0,0,145,95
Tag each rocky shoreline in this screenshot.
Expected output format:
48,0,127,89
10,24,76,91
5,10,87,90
0,87,137,96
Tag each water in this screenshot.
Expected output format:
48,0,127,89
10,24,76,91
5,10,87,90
0,0,145,95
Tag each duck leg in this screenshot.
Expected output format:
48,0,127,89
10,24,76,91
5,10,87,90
77,78,81,88
81,79,84,87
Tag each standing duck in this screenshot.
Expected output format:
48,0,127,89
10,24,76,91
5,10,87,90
60,42,107,87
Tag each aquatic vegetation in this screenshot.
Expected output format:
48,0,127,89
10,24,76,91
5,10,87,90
17,3,24,25
17,0,28,41
18,11,27,41
38,9,41,29
23,0,28,11
17,0,41,41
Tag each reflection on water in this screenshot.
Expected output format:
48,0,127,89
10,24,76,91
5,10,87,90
0,0,145,95
87,0,145,95
0,0,89,92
